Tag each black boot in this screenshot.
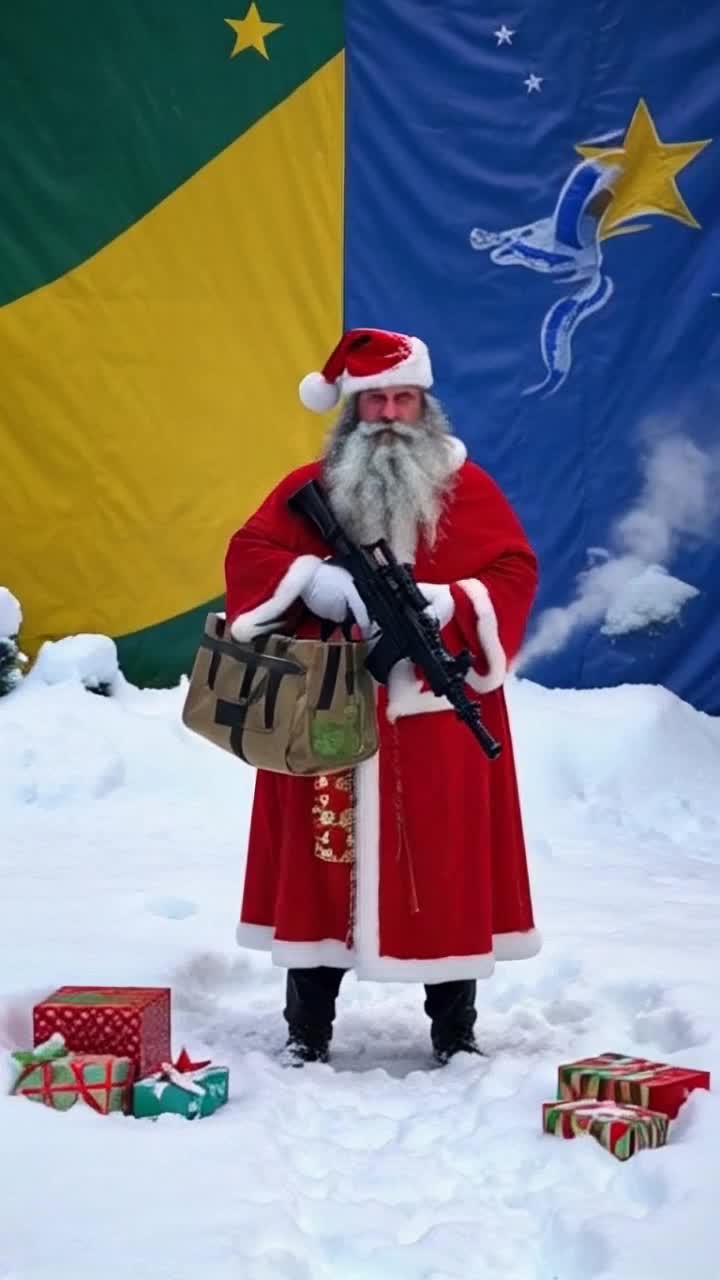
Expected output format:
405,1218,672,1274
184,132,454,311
283,1034,330,1066
424,980,482,1065
282,967,347,1067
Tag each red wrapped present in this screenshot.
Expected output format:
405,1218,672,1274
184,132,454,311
33,987,171,1078
543,1098,669,1160
558,1052,710,1119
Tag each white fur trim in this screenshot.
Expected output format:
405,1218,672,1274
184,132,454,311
386,659,453,721
272,938,355,967
353,751,381,974
236,922,355,968
362,931,542,980
446,436,467,470
341,336,433,398
229,554,322,642
299,371,341,413
235,921,275,950
493,929,542,961
456,578,507,693
387,565,506,719
360,952,496,982
420,582,454,629
235,921,540,978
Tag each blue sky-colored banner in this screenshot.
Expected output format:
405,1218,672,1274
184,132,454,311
344,0,719,712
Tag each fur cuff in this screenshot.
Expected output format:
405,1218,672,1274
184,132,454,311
229,555,322,642
387,576,507,718
386,658,453,721
456,578,507,693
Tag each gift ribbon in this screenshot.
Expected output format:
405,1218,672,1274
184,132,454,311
14,1056,129,1112
173,1047,211,1073
153,1047,215,1097
157,1064,207,1096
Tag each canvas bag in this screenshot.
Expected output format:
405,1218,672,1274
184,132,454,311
181,613,378,775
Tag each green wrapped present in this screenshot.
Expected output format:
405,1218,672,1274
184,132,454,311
10,1034,134,1113
133,1049,229,1120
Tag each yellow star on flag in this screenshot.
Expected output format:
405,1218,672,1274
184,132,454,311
576,99,711,238
225,4,283,61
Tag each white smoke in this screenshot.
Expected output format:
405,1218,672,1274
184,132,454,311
517,429,720,670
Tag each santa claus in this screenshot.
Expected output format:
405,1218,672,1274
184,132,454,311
224,327,541,1066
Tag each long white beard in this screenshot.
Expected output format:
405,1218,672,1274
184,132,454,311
323,402,457,563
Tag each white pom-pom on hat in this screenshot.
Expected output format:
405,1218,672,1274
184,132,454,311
298,371,341,413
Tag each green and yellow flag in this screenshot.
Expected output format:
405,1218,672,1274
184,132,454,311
1,1,343,683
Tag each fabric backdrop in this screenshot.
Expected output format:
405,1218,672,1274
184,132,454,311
0,1,343,683
2,2,718,712
345,0,719,713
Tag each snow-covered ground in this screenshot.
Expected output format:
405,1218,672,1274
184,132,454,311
1,660,719,1280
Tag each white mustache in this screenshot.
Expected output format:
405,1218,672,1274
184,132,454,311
357,420,418,440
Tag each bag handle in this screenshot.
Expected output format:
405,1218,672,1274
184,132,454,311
199,633,304,675
319,613,356,643
214,605,356,648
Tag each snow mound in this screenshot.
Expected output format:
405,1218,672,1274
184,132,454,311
1,673,719,1280
27,633,120,691
510,678,720,848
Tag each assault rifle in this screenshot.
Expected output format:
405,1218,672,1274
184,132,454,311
287,479,502,761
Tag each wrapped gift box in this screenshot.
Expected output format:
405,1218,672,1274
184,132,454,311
133,1052,229,1120
33,986,171,1077
543,1098,669,1161
11,1037,134,1113
557,1052,710,1119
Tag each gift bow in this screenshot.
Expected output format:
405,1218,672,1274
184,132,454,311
173,1047,211,1073
12,1033,67,1067
157,1047,213,1097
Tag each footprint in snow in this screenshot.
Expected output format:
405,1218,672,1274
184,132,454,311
633,1004,708,1053
144,895,198,920
604,979,708,1052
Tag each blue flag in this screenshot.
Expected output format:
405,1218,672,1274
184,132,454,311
344,0,719,712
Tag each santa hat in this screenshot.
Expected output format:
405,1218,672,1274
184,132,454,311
298,328,433,413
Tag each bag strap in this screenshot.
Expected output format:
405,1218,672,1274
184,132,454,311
199,633,304,676
212,635,300,751
319,613,355,643
213,604,351,648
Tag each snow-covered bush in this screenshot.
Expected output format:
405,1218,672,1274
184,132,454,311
0,587,23,697
0,590,122,698
27,633,120,696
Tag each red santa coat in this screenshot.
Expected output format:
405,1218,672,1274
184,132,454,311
225,438,541,982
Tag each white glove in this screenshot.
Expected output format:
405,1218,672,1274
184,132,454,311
301,562,371,633
417,582,454,630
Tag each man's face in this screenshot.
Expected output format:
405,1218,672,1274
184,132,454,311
325,388,454,560
356,385,424,425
